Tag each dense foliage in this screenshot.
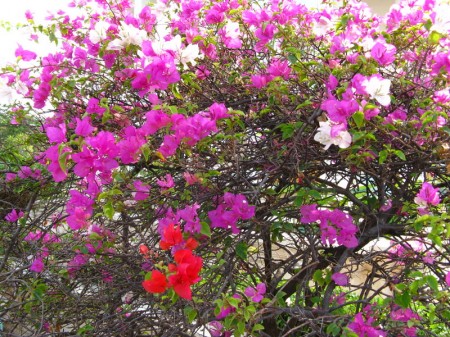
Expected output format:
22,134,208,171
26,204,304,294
1,0,450,336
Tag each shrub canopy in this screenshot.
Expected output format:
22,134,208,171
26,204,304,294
1,0,450,336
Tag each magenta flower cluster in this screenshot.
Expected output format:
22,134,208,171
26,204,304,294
300,204,358,248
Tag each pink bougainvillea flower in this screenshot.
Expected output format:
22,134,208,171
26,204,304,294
414,182,440,207
141,110,171,135
74,117,94,137
24,10,33,20
331,272,349,286
208,193,255,234
226,193,255,220
207,321,224,337
15,44,37,61
267,58,291,80
65,190,94,230
390,308,420,322
380,199,392,211
86,97,106,116
5,209,24,222
44,145,70,182
255,23,277,49
157,173,175,190
133,180,150,201
207,102,230,120
117,126,147,164
244,283,266,302
384,108,407,125
18,166,40,180
300,204,358,248
33,82,51,109
216,305,235,319
321,97,359,124
45,124,67,143
158,134,181,157
183,172,200,185
348,312,386,337
221,21,242,49
24,231,50,242
390,308,421,336
177,204,201,233
446,271,450,287
5,173,17,182
195,65,210,80
370,41,396,66
30,257,44,273
251,74,272,88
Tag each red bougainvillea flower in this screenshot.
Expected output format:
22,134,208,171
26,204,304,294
142,270,168,294
185,237,199,251
168,249,203,300
139,244,149,256
160,223,183,250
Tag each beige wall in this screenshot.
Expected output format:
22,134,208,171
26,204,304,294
363,0,398,15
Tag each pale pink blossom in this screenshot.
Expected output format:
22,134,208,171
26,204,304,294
314,120,352,150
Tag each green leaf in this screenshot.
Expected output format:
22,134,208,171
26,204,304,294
424,19,433,31
33,283,48,300
429,31,442,44
236,321,245,336
364,103,377,110
252,323,264,332
101,110,112,123
379,150,388,164
313,270,325,286
394,150,406,161
58,144,69,175
352,131,365,143
352,111,364,128
77,324,94,335
424,275,438,292
171,84,183,99
228,297,240,308
326,322,341,336
394,290,411,308
183,306,197,323
103,201,115,219
277,123,295,139
236,242,248,260
288,53,298,64
200,222,211,237
141,144,150,161
308,190,321,199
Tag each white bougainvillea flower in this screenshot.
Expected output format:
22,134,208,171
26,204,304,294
314,120,352,150
89,21,110,44
107,23,147,50
150,34,202,68
363,75,391,106
179,44,202,68
224,21,241,40
0,77,17,104
431,3,450,35
312,15,334,37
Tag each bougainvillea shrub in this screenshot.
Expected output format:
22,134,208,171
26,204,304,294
1,0,450,336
